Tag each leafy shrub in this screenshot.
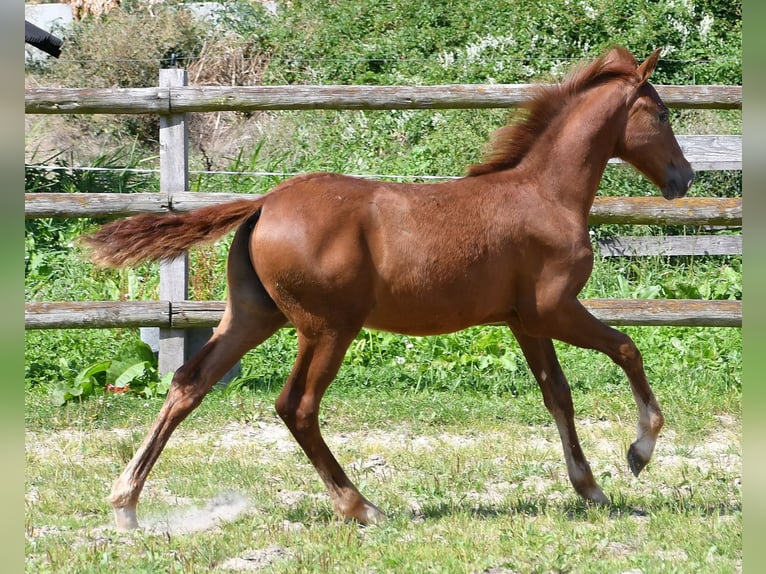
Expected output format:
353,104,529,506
47,338,171,405
256,0,741,85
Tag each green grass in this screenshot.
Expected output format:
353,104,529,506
25,375,741,573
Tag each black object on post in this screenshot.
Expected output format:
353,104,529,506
25,20,63,58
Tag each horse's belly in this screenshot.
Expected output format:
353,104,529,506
363,291,508,336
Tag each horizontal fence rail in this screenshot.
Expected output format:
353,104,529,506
25,84,742,114
24,194,743,226
24,79,743,340
24,299,742,329
598,234,742,257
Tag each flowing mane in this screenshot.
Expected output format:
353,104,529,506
467,46,641,177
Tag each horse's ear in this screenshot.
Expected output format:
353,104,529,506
636,48,662,85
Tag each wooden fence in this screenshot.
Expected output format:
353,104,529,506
24,73,743,373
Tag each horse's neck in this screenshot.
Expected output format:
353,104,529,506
522,84,628,219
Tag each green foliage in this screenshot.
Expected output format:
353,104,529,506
190,0,742,185
47,338,169,406
212,0,272,39
50,358,109,406
255,0,740,85
584,256,742,301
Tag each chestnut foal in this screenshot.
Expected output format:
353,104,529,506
84,47,694,529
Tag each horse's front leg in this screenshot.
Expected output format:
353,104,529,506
510,328,610,504
523,298,664,478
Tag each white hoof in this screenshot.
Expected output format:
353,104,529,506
113,506,139,530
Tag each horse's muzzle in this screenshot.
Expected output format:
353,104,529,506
661,164,695,200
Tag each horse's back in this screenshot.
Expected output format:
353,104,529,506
244,173,525,334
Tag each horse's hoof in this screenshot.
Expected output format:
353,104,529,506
576,483,611,506
113,506,140,531
627,444,648,477
357,503,386,526
589,488,611,506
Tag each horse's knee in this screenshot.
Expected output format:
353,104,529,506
618,334,640,360
274,394,292,425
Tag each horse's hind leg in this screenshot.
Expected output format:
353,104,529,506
110,306,285,530
511,329,610,505
275,327,386,524
110,217,286,530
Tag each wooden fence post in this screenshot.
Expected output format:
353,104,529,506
157,68,189,375
148,68,241,383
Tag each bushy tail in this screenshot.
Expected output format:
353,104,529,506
81,198,265,268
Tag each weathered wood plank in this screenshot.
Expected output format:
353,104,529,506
24,87,171,114
24,299,742,329
24,301,170,329
607,135,741,171
654,85,742,109
169,84,743,111
24,193,170,218
598,234,742,257
171,301,227,328
25,84,742,114
587,197,741,226
677,135,741,171
169,192,253,212
582,298,741,327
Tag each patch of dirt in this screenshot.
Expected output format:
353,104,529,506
215,420,297,454
217,544,292,572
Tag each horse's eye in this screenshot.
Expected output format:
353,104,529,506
659,111,669,123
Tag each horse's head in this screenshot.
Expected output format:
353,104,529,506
615,48,695,200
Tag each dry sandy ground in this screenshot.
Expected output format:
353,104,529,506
25,415,741,572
